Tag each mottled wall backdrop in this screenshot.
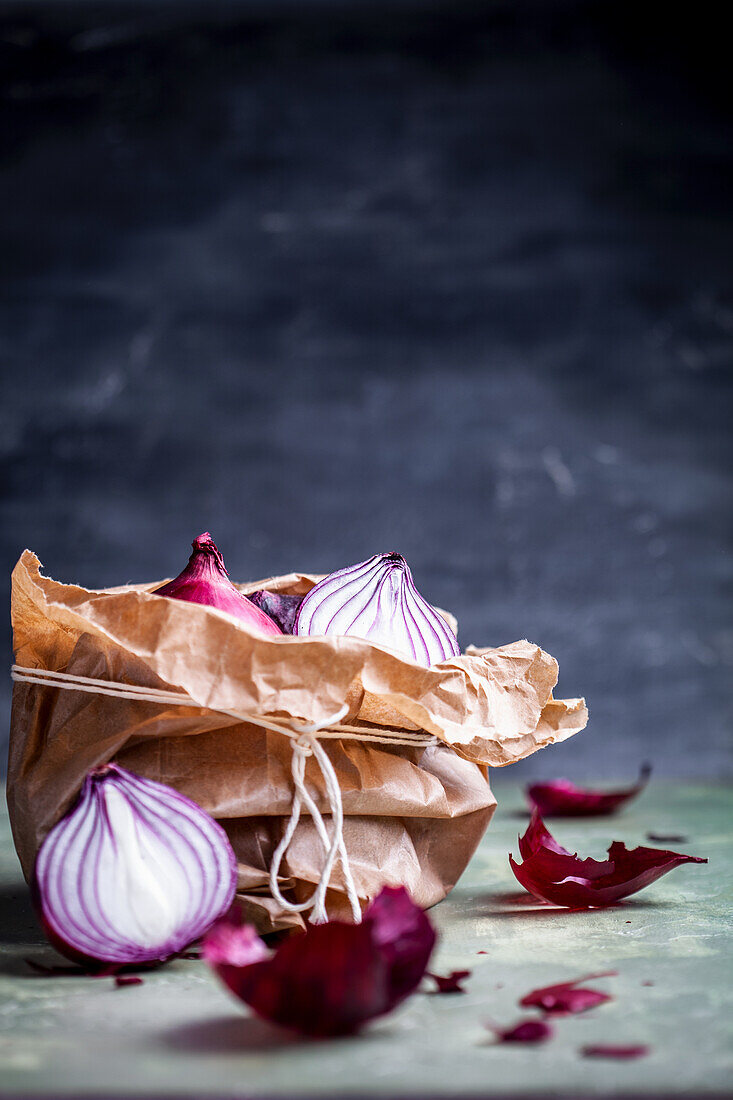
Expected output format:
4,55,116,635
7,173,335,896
1,1,731,777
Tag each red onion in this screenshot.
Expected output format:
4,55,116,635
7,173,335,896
154,533,282,636
295,553,460,666
34,764,237,967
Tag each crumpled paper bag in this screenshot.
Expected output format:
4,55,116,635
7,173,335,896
7,551,588,931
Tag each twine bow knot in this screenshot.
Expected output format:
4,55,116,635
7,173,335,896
268,705,362,924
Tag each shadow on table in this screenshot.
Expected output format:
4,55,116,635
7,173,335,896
457,891,588,919
0,882,38,943
162,1014,296,1053
161,1012,398,1053
0,881,50,977
445,889,676,920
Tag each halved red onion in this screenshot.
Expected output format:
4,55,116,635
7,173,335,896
294,553,460,666
154,533,282,636
34,764,237,967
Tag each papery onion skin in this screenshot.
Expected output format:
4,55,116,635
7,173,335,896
520,971,617,1014
204,885,436,1037
510,810,707,908
581,1044,650,1060
154,533,282,636
427,969,471,994
526,764,651,817
212,921,388,1037
34,764,237,968
294,553,459,666
366,884,437,1008
487,1019,554,1044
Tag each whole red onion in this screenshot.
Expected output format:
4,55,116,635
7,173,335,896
154,533,281,636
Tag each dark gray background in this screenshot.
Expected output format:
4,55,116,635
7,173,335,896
1,0,731,778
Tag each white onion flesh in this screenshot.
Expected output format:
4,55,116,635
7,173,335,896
294,553,460,666
35,765,237,965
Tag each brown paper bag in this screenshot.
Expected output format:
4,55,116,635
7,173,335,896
7,551,587,931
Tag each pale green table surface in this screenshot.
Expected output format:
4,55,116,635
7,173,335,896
1,780,731,1098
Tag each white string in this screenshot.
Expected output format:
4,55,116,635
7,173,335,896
10,666,435,747
11,664,436,925
267,706,362,924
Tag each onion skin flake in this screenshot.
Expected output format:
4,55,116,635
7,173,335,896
510,811,707,908
520,971,617,1014
582,1044,650,1060
426,969,472,994
526,764,651,817
486,1019,554,1044
204,885,436,1037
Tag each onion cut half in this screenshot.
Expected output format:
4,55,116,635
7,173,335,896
294,553,460,666
34,764,237,967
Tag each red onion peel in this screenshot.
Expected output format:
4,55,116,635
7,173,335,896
581,1044,650,1060
427,969,471,994
204,885,436,1037
510,811,707,908
526,764,651,817
485,1018,554,1044
520,971,617,1014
